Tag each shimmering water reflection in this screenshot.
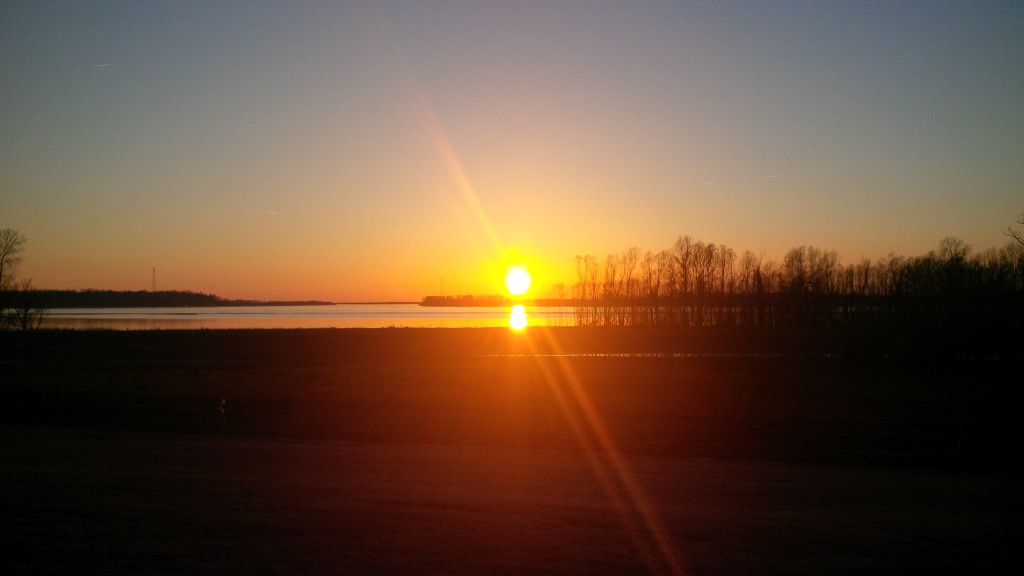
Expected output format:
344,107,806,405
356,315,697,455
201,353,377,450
41,303,574,330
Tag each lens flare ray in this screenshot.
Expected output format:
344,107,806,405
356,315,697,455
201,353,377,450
521,329,688,575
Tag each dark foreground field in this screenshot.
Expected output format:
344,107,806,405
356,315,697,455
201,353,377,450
2,328,1021,575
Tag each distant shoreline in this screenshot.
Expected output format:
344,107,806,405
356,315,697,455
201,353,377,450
419,295,573,307
17,289,336,309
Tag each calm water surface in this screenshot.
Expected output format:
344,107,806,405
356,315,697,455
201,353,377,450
42,303,576,330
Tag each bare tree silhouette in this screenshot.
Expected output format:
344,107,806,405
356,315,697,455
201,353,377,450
7,279,46,330
0,228,27,291
567,230,1021,343
1007,213,1024,248
1,229,46,330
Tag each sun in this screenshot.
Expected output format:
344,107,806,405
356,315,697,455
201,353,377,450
504,265,532,297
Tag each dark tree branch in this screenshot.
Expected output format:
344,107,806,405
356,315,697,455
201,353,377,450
1007,214,1024,247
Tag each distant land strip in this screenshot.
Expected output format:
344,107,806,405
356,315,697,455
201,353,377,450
18,289,334,308
420,295,571,307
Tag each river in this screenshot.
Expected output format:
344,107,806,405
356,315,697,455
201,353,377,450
40,303,576,330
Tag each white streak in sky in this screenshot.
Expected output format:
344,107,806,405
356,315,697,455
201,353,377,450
94,63,111,68
266,211,279,216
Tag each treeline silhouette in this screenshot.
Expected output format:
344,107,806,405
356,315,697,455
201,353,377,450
29,290,332,308
571,236,1024,336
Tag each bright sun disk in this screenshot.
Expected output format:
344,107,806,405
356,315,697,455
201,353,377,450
504,265,531,296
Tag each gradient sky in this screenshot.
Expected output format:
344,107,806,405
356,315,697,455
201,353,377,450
2,1,1022,302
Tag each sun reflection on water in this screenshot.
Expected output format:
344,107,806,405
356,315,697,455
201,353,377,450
508,304,528,330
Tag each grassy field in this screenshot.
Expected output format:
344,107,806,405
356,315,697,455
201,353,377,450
2,328,1021,574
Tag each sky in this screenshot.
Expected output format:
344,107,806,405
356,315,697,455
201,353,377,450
2,1,1022,302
